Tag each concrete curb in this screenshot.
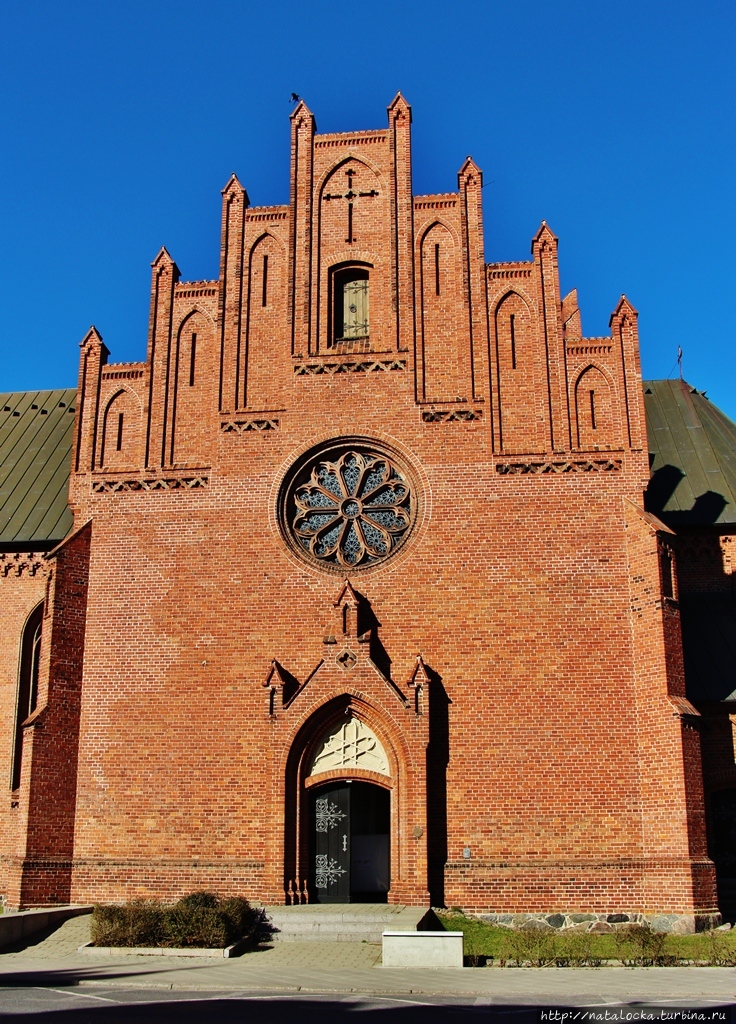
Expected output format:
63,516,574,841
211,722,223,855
77,935,251,959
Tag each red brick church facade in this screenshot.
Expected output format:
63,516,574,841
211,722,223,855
0,96,719,927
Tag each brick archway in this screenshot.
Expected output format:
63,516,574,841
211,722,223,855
281,692,426,906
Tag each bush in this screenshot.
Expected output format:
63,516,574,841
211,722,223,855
499,925,558,967
436,911,736,968
462,927,488,967
92,899,166,948
702,930,736,967
613,924,685,967
555,930,602,968
92,891,260,949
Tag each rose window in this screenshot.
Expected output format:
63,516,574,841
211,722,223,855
286,448,414,569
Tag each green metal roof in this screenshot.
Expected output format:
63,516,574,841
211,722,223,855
0,389,76,547
644,378,736,527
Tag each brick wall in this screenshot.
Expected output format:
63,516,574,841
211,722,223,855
1,525,90,907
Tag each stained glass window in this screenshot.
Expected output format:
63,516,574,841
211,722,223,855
282,446,415,571
12,603,43,790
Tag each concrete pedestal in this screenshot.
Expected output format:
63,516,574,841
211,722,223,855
381,930,463,968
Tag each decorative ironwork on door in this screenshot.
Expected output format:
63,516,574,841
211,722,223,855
314,796,347,833
314,855,347,889
311,783,351,902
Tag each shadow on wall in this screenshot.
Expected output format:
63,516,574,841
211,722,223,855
352,588,392,682
426,665,450,909
348,588,452,909
646,461,736,924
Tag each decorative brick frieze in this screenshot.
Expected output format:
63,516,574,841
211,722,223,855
496,457,623,474
174,282,218,301
421,408,482,423
566,342,613,356
294,358,407,376
220,418,280,433
245,207,289,222
101,364,146,381
488,262,534,280
0,553,49,578
90,474,209,493
314,132,386,149
414,194,458,210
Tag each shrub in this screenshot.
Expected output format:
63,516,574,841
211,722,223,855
702,930,736,967
92,899,165,948
436,911,736,968
613,924,681,966
499,925,557,967
92,891,260,949
462,928,488,967
555,930,602,968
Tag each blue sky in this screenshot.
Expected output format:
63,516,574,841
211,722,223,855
2,0,735,418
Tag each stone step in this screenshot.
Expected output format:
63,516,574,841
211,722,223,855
263,904,434,942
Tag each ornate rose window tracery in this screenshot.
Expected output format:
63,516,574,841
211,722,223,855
280,444,416,571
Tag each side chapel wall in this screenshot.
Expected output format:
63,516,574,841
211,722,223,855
0,561,48,900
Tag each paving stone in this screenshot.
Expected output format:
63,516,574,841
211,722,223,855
0,915,381,968
0,914,92,959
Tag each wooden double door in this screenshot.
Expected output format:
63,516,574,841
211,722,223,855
310,781,390,903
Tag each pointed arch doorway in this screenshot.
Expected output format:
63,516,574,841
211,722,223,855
301,712,393,904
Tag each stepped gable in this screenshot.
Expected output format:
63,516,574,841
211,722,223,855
0,98,726,928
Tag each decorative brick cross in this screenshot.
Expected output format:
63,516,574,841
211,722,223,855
323,167,379,244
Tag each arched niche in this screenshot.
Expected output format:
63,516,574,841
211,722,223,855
493,291,544,453
244,232,287,408
420,221,468,401
100,388,142,471
171,308,217,465
575,364,616,449
494,291,534,373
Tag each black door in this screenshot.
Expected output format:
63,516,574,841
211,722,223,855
350,782,390,902
310,781,390,903
311,783,351,903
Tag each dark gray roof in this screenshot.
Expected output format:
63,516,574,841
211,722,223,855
644,378,736,527
0,389,76,547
